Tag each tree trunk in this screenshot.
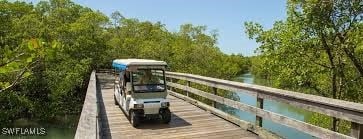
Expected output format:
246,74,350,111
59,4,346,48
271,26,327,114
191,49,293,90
321,32,339,132
331,69,339,132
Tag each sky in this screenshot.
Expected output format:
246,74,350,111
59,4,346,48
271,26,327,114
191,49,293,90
26,0,287,56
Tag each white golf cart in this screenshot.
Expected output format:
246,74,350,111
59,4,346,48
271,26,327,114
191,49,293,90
112,59,171,127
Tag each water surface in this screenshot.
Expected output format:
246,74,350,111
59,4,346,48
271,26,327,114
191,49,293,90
216,73,315,139
1,116,77,139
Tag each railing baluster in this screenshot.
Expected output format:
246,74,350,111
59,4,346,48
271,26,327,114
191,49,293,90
256,96,264,127
170,78,174,92
351,122,363,139
212,87,217,108
186,81,190,97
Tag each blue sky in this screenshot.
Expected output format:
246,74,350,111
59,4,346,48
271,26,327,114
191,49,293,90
26,0,287,56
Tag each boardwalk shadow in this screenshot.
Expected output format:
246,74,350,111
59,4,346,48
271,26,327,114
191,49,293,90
136,113,192,129
96,74,112,139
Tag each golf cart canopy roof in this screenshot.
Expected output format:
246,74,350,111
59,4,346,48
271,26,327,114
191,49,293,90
112,59,167,71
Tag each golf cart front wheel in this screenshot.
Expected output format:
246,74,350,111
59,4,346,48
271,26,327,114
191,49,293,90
161,109,171,124
130,110,140,127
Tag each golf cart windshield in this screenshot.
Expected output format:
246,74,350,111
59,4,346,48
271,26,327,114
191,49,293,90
132,69,166,93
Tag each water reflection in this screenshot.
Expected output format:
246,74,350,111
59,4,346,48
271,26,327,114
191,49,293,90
217,73,316,139
1,116,77,139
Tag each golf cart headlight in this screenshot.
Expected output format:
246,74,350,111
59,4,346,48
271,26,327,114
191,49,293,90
134,104,144,109
161,102,169,107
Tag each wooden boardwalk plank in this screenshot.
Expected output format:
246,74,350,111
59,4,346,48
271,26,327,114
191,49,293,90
96,73,259,139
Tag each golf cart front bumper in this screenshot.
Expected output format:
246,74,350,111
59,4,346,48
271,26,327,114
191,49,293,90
135,108,170,118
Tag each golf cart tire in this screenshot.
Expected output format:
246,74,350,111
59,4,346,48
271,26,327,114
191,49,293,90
130,110,140,127
161,109,171,124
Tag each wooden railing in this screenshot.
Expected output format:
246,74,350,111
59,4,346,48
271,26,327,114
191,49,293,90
75,71,100,139
164,71,363,139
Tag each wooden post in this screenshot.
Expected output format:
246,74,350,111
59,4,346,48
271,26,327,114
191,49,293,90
256,96,264,127
169,78,173,92
351,122,363,139
212,87,217,108
185,81,190,97
166,77,169,90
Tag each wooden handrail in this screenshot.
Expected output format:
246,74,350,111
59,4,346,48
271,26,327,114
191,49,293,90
164,71,363,139
167,90,280,139
75,71,99,139
99,69,363,138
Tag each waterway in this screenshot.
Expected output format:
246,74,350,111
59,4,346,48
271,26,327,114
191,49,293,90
1,116,77,139
216,72,316,139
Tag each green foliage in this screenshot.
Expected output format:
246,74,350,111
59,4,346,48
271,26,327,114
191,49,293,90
0,0,250,126
105,17,250,79
306,112,350,135
245,0,363,134
0,0,104,125
0,90,33,124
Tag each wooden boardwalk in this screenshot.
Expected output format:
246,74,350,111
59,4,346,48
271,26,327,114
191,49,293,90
96,73,259,139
